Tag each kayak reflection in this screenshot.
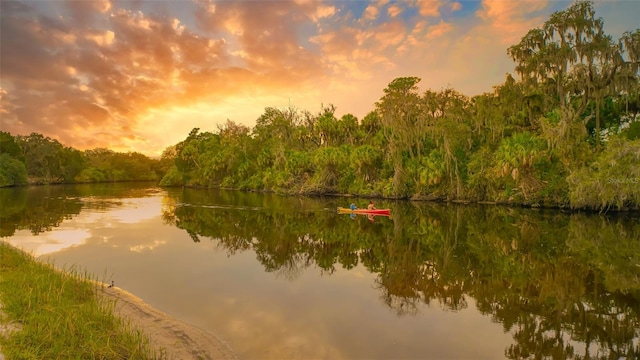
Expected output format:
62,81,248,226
337,207,392,222
337,207,391,216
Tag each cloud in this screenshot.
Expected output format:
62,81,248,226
426,21,453,40
417,0,443,17
387,4,403,18
0,0,329,155
374,21,406,48
310,26,377,80
194,1,326,82
1,0,634,157
313,4,337,21
476,0,549,44
310,15,406,81
363,4,379,21
64,0,112,26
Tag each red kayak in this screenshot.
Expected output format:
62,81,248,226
337,207,391,216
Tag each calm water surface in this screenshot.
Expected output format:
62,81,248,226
1,183,639,359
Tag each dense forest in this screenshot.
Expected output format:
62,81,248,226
1,1,639,211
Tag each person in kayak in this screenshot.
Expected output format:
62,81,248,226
367,202,376,222
350,203,357,210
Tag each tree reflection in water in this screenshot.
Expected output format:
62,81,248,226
2,184,638,359
162,188,640,359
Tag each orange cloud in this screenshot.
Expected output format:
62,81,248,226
387,4,403,18
1,0,333,155
417,0,443,17
426,21,453,40
310,27,379,80
374,21,407,48
194,1,322,74
477,0,548,44
313,5,336,21
2,0,630,158
363,5,379,21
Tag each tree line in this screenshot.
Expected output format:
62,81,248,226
1,1,638,210
160,2,639,210
0,132,167,186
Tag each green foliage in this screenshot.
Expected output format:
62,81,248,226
0,132,28,187
375,77,424,197
0,153,28,187
310,146,351,193
621,118,640,140
491,132,554,203
80,149,159,183
0,132,160,185
494,132,546,173
60,147,85,182
0,131,25,163
417,149,446,191
285,150,313,180
349,145,382,183
466,146,497,200
158,165,182,186
567,136,640,209
16,133,66,181
507,0,638,148
75,167,107,183
531,157,569,205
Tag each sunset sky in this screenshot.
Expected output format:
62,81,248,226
1,0,638,157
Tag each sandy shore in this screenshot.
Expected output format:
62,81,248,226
0,286,237,360
100,285,238,360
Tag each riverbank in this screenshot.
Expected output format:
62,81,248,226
0,242,237,360
101,285,238,360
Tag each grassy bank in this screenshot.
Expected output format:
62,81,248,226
0,242,162,359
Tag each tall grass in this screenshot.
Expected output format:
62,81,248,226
0,242,163,359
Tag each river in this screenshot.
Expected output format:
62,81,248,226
1,183,639,359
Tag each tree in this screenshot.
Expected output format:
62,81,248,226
376,77,423,197
157,145,178,176
215,120,253,187
493,132,549,202
350,145,382,183
0,132,28,186
618,30,640,117
0,131,25,163
172,128,213,185
360,111,385,147
314,105,341,146
507,1,628,146
567,136,640,210
310,146,351,193
16,133,65,181
422,88,472,198
58,147,85,182
0,153,27,186
339,114,360,145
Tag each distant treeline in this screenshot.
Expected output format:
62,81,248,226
0,132,167,186
1,1,639,211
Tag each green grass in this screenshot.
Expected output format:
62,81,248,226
0,242,163,359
